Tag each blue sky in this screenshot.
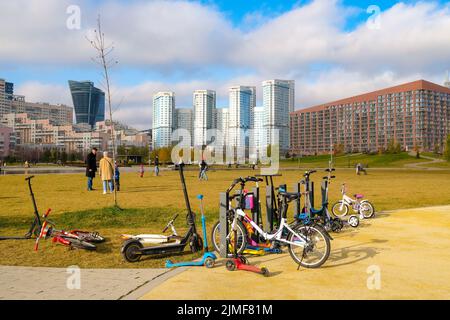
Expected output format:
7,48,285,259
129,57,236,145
1,0,449,129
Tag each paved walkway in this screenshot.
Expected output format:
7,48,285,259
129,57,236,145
0,266,181,300
141,205,450,300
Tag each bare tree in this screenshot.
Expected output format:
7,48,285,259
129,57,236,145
87,16,119,207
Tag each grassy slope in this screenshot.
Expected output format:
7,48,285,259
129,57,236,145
1,167,450,268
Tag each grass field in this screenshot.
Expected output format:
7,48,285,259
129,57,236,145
281,152,430,168
1,167,450,268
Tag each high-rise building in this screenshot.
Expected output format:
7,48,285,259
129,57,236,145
252,106,265,157
214,108,229,147
290,80,450,154
228,86,255,149
0,79,10,116
152,91,175,149
68,80,105,127
193,90,216,146
262,79,293,152
174,108,194,146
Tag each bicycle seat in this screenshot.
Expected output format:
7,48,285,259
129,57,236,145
278,191,300,202
354,194,364,199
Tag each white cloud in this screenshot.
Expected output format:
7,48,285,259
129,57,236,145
2,0,450,129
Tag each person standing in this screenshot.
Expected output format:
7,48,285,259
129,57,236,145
154,156,160,176
99,151,114,194
85,147,98,191
114,161,120,191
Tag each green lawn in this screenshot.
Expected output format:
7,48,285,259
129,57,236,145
281,152,429,168
1,167,450,268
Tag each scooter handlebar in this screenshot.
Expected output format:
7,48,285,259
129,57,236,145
25,175,35,181
162,214,179,233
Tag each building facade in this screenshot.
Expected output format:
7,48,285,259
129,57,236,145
0,125,14,158
0,113,109,154
252,106,265,157
68,80,105,127
290,80,450,155
214,108,229,147
174,108,194,146
152,91,175,149
262,80,293,153
228,86,255,149
193,90,216,147
11,97,72,125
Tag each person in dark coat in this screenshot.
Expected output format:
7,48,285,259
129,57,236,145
86,147,98,191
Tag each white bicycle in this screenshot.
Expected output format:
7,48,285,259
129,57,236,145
332,183,375,219
225,177,331,268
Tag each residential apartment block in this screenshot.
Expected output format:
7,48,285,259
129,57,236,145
290,80,450,155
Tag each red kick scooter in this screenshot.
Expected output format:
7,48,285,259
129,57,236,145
225,177,270,276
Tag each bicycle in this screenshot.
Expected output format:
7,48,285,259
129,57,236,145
222,177,331,268
332,183,375,219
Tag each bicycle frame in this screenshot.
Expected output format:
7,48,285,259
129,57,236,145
232,208,308,248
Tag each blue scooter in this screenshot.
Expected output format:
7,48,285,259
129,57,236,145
165,195,217,268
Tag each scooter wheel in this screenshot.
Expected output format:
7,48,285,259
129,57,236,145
122,241,143,263
226,260,236,271
205,257,215,268
261,267,270,277
348,215,359,228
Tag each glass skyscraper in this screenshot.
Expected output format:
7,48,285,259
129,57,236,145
68,80,105,127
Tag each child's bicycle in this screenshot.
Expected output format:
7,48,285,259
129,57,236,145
331,183,375,219
35,208,105,251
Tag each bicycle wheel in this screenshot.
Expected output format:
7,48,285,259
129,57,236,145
332,201,348,217
211,220,247,255
288,224,330,268
360,201,375,219
63,237,97,250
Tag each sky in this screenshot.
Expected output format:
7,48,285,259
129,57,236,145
1,0,450,129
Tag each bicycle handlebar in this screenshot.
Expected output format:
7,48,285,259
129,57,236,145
226,176,263,193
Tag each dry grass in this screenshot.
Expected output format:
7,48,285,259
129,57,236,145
1,167,450,268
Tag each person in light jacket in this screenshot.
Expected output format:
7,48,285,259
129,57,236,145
99,151,114,194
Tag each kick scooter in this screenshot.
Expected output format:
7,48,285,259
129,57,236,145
0,176,42,240
121,163,202,262
225,177,270,276
166,194,217,268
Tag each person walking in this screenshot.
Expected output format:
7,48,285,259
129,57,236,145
199,159,208,181
99,151,114,194
154,156,160,176
85,147,98,191
114,161,120,191
139,163,144,178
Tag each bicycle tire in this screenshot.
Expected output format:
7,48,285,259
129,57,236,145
331,201,349,217
287,224,330,268
211,220,247,255
360,201,375,219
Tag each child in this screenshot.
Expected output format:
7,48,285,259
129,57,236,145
114,162,120,191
